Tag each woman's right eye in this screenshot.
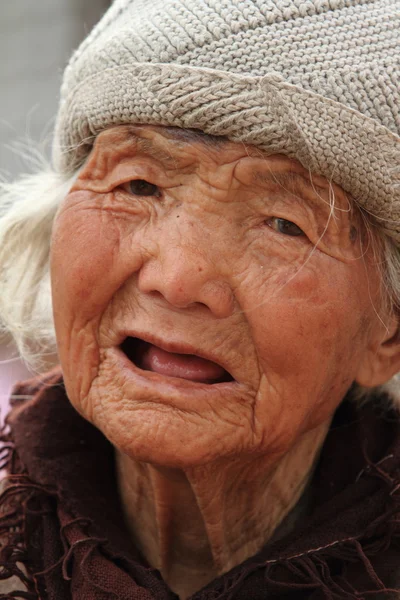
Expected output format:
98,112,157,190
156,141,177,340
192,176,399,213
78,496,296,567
128,179,160,197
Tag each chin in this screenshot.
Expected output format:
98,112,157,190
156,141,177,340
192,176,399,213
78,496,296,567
79,364,255,469
95,407,235,469
64,336,259,468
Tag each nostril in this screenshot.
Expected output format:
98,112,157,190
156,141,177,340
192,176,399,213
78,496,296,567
148,290,166,302
146,289,207,311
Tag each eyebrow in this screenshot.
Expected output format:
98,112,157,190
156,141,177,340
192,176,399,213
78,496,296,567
130,137,176,164
253,170,329,198
162,126,228,147
127,127,228,162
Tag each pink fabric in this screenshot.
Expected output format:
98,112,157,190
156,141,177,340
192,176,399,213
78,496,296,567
0,344,31,423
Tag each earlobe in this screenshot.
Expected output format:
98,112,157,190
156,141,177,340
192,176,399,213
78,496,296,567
355,317,400,388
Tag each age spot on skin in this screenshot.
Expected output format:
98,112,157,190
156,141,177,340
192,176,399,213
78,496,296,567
350,226,358,243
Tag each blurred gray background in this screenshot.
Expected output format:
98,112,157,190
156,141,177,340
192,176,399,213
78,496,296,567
0,0,111,405
1,0,110,178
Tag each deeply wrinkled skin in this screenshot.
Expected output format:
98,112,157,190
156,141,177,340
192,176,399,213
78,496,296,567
51,125,395,468
50,125,400,594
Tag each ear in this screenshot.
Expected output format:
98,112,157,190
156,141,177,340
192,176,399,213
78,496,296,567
355,314,400,388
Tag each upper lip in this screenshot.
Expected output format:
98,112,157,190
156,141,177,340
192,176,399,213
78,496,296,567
117,330,236,380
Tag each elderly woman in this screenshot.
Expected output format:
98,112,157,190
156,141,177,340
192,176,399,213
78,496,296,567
0,0,400,598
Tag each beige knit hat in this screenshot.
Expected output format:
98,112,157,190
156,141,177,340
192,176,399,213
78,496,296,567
53,0,400,241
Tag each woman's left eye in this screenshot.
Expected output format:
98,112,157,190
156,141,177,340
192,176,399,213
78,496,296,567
266,217,305,237
128,179,160,197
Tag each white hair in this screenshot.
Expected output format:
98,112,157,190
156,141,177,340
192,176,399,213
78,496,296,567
0,165,77,371
0,159,399,401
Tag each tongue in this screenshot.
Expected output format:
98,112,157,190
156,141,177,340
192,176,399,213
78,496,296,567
140,343,227,383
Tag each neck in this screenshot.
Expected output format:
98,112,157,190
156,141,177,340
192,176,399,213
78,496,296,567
116,421,330,599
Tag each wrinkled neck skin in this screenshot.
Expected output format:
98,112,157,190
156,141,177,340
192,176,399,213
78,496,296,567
116,420,330,598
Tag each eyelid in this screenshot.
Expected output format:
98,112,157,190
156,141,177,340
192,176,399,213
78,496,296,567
120,178,161,197
108,159,163,190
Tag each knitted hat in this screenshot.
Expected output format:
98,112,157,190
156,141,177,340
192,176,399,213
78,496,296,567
53,0,400,242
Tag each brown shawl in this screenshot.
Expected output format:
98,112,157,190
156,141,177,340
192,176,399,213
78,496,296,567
0,369,400,599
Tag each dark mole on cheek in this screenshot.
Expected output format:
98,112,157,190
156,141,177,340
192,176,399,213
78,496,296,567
350,226,358,243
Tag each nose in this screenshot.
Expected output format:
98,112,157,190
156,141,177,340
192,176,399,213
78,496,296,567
137,229,234,319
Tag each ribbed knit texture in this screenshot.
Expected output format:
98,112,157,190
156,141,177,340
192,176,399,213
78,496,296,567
53,0,400,242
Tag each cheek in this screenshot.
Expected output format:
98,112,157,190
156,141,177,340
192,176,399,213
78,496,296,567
50,192,144,400
51,192,139,320
243,257,370,447
252,256,367,364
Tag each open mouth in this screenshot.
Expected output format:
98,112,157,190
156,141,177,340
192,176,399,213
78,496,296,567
120,337,234,384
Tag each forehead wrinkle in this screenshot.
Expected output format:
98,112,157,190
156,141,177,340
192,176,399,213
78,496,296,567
111,126,351,218
124,129,243,184
125,132,217,177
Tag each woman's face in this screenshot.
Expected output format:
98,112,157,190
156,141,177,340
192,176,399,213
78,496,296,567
51,125,391,468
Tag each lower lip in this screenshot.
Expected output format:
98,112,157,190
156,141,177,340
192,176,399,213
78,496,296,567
137,341,230,384
110,347,240,394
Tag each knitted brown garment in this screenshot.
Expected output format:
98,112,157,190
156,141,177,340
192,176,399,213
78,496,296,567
1,370,400,599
